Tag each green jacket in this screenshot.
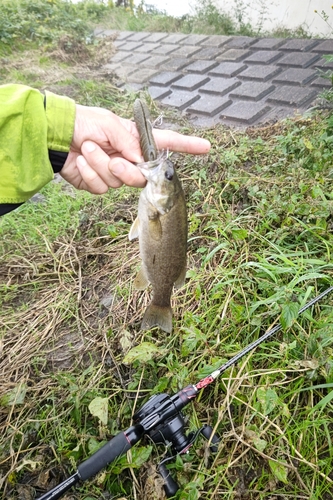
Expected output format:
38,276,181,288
0,84,76,204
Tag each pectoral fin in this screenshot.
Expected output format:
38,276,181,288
129,217,140,241
174,264,187,289
148,217,162,241
134,267,149,290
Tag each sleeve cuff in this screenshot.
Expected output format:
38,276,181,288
45,90,76,152
48,150,68,173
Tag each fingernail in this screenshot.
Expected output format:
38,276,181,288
111,162,125,176
77,155,87,168
84,141,96,153
134,155,144,163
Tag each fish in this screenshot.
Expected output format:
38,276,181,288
129,99,187,333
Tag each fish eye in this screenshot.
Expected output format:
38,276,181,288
165,171,174,181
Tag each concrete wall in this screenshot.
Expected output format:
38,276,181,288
213,0,333,37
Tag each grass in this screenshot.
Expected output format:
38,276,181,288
1,1,333,500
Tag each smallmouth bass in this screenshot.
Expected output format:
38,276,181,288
129,100,187,333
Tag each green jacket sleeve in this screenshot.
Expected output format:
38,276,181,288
0,84,76,204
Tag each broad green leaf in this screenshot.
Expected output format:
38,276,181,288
0,383,27,406
256,387,278,415
129,445,152,468
196,359,226,379
88,437,107,455
119,329,133,353
269,459,288,484
280,302,299,329
303,137,313,150
88,396,108,425
253,437,268,452
122,342,162,364
231,228,248,240
181,329,205,356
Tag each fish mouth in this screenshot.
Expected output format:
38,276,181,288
136,151,169,175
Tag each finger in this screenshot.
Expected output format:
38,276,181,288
76,155,109,194
109,156,146,188
81,141,146,188
153,129,211,155
105,114,143,163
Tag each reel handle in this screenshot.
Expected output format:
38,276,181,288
200,424,220,453
159,463,179,498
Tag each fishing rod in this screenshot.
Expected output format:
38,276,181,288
37,285,333,500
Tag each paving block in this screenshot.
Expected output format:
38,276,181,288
102,63,120,73
311,40,333,53
277,52,320,68
239,65,282,81
183,59,219,74
278,39,320,51
161,33,189,44
169,45,202,58
245,50,283,65
262,105,298,123
143,33,169,43
272,68,317,85
121,82,144,92
150,44,178,55
127,67,159,83
109,51,131,63
314,56,333,69
120,41,144,52
161,90,200,111
94,27,110,36
199,77,241,95
230,82,275,101
209,62,247,77
310,77,332,88
267,86,317,107
115,31,134,41
142,55,170,68
180,34,209,45
123,53,151,65
113,65,136,80
201,35,232,47
167,58,191,71
225,36,258,49
113,40,127,48
220,101,271,124
250,38,286,50
187,95,232,116
191,47,224,60
148,86,172,100
127,32,151,42
171,74,210,91
134,43,161,53
149,71,183,86
217,49,252,62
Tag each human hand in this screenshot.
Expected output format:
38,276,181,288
60,104,211,194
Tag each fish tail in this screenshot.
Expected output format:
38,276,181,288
141,304,173,333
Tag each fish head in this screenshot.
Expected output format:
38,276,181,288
137,152,178,215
